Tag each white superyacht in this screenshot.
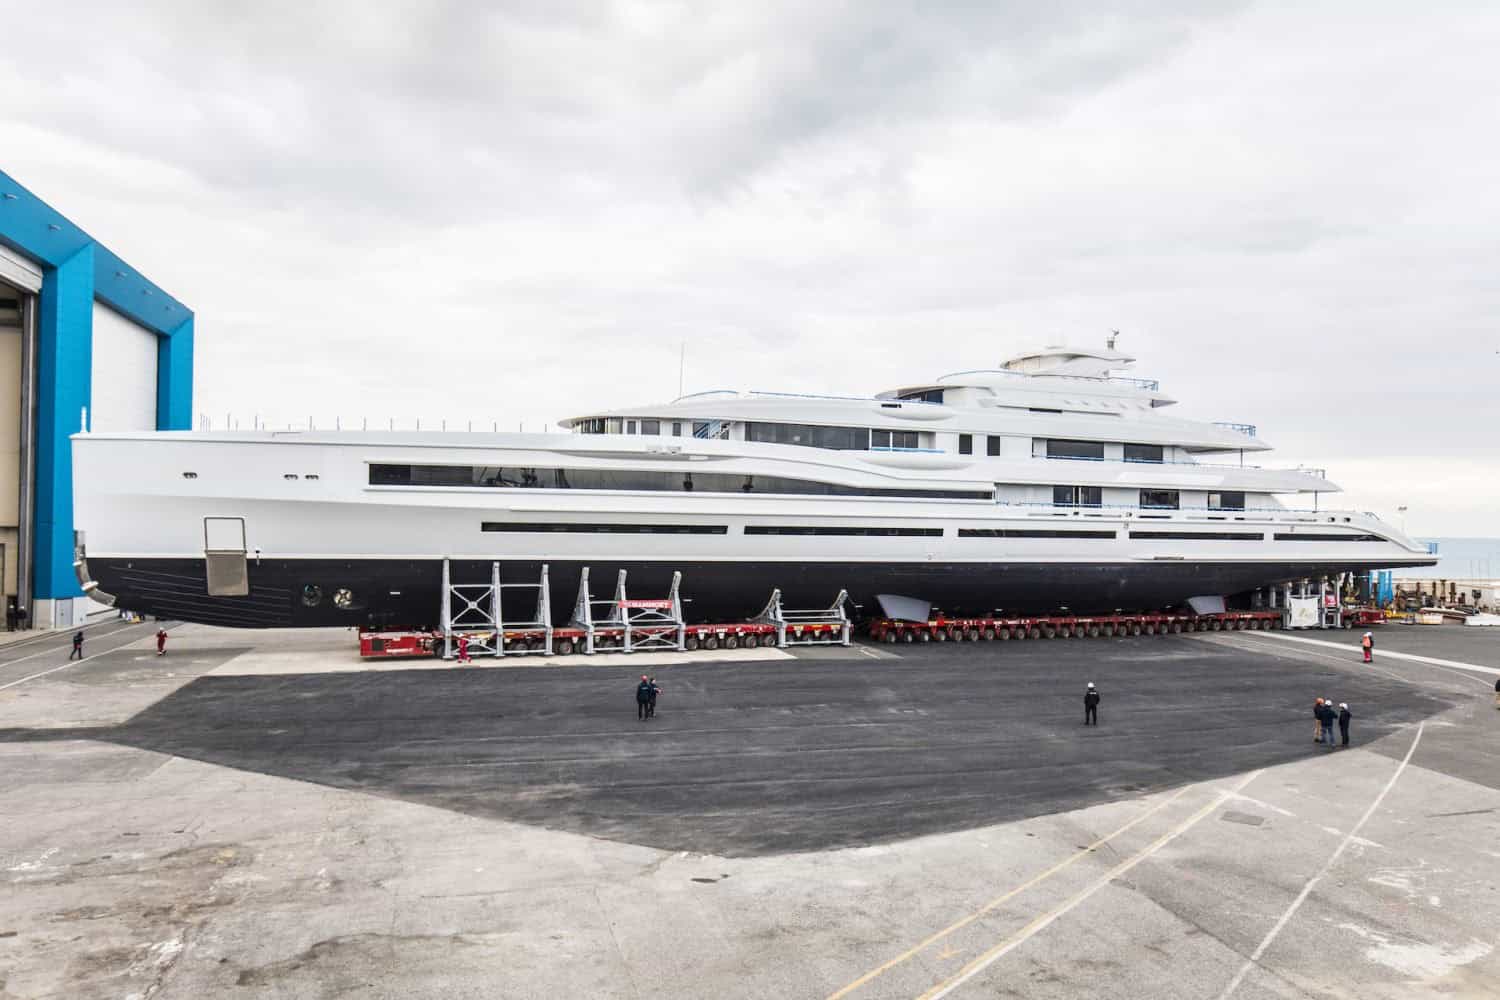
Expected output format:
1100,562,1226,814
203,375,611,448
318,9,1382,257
72,344,1435,627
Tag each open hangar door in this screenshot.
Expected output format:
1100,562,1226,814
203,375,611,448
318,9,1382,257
0,243,42,630
90,302,159,432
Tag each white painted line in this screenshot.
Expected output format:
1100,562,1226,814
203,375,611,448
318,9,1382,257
0,629,161,691
1246,631,1497,677
0,621,149,672
826,785,1196,1000
1215,723,1425,999
917,770,1264,1000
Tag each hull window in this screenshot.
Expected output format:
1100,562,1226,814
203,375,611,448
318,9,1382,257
958,528,1116,539
986,435,1001,457
744,526,943,537
870,429,920,449
1045,439,1105,461
1140,489,1180,510
745,422,867,450
958,434,972,455
1124,443,1164,463
1053,486,1103,507
372,464,991,501
1209,491,1246,511
1272,532,1384,542
1129,531,1263,540
482,522,728,534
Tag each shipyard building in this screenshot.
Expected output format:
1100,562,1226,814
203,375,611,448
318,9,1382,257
0,169,193,628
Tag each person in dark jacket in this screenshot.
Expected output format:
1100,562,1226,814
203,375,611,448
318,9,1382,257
1494,676,1499,710
69,630,84,661
636,675,653,721
1313,697,1325,743
1338,703,1352,747
1318,699,1337,747
1084,682,1100,726
646,676,661,719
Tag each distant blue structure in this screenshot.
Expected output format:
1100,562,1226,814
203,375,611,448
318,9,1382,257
0,169,193,627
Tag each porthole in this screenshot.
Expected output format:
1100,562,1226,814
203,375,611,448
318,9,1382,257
301,584,323,607
305,474,320,481
182,471,198,479
333,588,356,609
284,474,299,480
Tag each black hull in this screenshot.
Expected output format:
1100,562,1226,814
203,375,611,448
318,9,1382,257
89,556,1435,629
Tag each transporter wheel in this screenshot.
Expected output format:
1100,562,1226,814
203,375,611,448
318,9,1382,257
917,630,931,643
743,633,760,649
1269,617,1282,629
1142,623,1155,636
1227,619,1240,631
980,628,995,641
1025,627,1040,640
1246,619,1260,631
901,630,915,643
881,630,896,644
554,638,575,655
685,635,700,651
1128,623,1141,636
1170,622,1182,634
934,629,948,642
1087,625,1101,638
703,635,720,651
996,628,1010,640
964,628,980,642
723,635,740,650
1208,619,1222,631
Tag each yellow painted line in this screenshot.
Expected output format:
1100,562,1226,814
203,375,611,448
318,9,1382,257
1215,724,1425,999
916,769,1263,1000
824,783,1196,1000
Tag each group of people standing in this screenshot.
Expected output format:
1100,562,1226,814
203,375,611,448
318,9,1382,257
1313,697,1352,748
635,674,661,720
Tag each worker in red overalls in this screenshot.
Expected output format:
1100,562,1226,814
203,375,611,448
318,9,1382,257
456,633,471,665
1360,631,1374,663
155,628,168,656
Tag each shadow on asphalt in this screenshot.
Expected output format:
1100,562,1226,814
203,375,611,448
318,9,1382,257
2,638,1457,856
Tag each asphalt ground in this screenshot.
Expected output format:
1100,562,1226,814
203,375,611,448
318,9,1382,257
4,634,1457,857
3,623,1498,999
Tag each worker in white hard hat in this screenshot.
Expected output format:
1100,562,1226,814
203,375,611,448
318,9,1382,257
1084,682,1100,726
1337,703,1352,747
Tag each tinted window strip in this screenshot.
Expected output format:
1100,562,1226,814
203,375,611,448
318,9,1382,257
1129,531,1263,540
1272,532,1384,542
481,522,727,534
374,463,989,501
958,529,1116,539
744,526,943,537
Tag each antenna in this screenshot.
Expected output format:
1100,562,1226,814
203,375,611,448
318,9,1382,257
1107,330,1119,351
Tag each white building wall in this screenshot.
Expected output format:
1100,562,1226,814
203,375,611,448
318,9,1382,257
90,303,158,432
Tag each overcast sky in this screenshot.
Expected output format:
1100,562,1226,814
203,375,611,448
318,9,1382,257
4,1,1496,535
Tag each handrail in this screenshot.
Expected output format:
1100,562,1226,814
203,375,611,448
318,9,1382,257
935,369,1161,391
1001,499,1381,519
868,446,945,454
1043,455,1326,476
1212,421,1258,437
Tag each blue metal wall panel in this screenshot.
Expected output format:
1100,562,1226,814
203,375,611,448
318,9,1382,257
157,317,194,430
34,246,95,599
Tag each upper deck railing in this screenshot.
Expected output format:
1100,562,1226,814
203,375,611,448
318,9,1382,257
1212,421,1258,437
936,368,1161,392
